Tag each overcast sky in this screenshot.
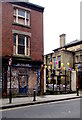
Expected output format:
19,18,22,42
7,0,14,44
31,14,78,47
29,0,81,55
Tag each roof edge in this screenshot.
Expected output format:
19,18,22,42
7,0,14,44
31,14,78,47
10,1,44,11
53,40,82,51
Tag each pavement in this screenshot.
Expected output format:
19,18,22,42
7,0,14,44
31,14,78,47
0,92,81,110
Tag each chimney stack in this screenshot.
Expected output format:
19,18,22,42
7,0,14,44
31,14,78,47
59,34,66,47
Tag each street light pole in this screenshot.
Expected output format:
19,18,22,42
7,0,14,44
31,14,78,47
8,57,12,103
51,71,54,93
65,69,66,93
9,66,12,103
59,70,61,91
70,70,71,92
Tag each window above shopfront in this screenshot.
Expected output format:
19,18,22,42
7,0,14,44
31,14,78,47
13,7,30,26
80,55,82,62
53,57,56,69
57,56,61,69
13,34,30,56
75,55,80,63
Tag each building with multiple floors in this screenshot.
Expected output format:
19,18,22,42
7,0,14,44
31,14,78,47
44,34,82,93
1,1,44,97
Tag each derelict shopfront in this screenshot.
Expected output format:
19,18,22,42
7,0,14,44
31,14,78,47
2,57,41,97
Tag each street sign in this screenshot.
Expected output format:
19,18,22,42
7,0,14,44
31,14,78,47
8,57,12,66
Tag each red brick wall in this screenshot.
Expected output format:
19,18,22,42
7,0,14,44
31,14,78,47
2,2,13,56
2,2,44,62
31,9,44,61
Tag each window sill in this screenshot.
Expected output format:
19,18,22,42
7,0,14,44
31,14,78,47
12,22,31,29
13,54,31,59
75,61,80,64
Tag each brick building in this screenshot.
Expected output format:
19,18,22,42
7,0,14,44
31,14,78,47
44,34,82,93
1,1,44,97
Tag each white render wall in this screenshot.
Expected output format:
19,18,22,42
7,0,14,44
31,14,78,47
71,71,76,91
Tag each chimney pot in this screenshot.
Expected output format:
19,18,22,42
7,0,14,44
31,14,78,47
59,34,66,47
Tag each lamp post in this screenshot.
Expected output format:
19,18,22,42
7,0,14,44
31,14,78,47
51,71,54,93
65,69,66,93
76,69,79,96
59,69,62,91
8,57,12,103
65,62,70,93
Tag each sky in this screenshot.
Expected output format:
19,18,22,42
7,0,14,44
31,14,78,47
29,0,81,55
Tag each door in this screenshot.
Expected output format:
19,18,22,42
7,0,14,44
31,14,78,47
19,75,28,95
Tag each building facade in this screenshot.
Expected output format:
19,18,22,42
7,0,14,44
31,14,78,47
44,34,82,93
2,2,44,97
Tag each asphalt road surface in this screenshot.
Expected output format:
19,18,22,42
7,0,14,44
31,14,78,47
2,98,80,118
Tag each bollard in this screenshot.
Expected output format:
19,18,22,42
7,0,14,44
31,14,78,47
77,87,79,96
9,89,12,103
33,89,36,101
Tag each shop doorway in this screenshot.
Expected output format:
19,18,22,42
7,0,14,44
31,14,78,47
19,75,28,95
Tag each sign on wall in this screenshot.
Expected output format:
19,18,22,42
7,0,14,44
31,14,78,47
8,57,12,66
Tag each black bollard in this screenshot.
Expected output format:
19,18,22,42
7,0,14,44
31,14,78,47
77,87,79,96
33,89,36,101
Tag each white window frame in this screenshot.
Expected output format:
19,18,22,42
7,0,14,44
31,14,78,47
53,57,56,69
57,56,61,69
13,34,30,56
13,7,30,26
76,55,79,63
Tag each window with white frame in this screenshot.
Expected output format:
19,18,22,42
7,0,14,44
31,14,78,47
48,58,51,66
75,55,80,63
13,7,30,26
57,56,61,68
53,57,56,69
80,55,82,61
13,35,16,55
13,34,30,56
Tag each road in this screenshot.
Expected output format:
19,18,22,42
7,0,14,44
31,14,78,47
2,98,80,118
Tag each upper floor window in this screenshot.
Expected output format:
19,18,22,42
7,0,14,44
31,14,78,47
53,57,56,69
48,58,51,66
76,55,80,63
13,8,30,26
80,55,82,61
13,34,30,56
57,56,61,68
